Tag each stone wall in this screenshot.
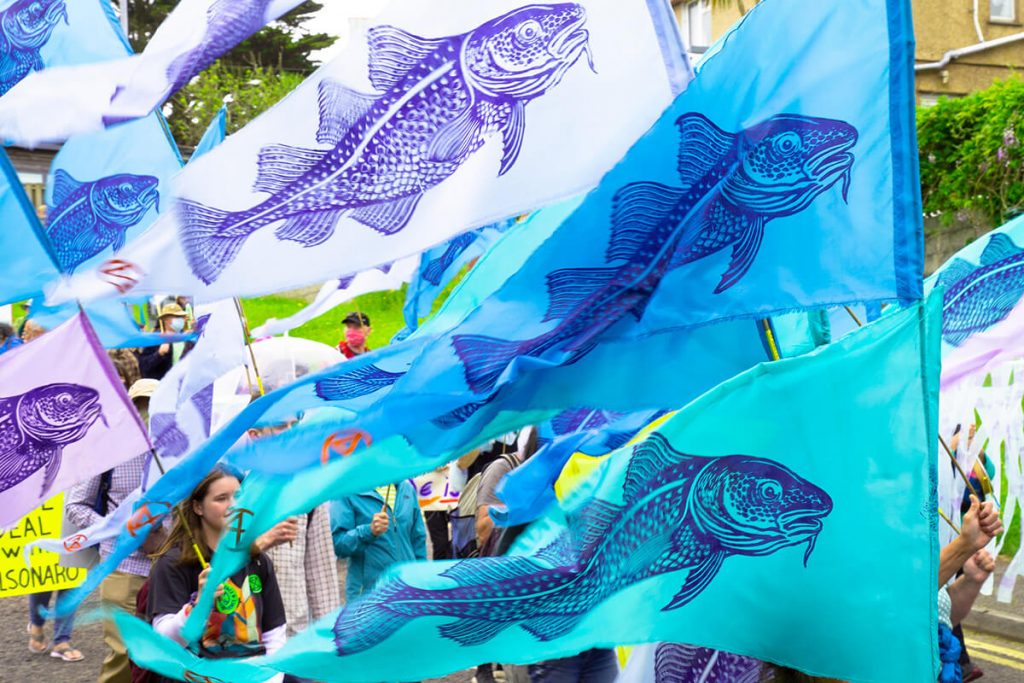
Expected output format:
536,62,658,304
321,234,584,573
924,212,992,275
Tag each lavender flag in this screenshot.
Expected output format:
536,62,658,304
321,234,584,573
0,313,150,529
0,0,304,144
50,0,691,303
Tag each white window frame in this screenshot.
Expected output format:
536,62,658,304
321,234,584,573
679,0,713,53
991,0,1017,23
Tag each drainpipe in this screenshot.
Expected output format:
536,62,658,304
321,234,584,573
973,0,985,43
915,31,1024,71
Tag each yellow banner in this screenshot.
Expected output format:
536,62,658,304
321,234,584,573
0,494,87,597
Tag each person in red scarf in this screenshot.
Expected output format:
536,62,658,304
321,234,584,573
338,312,371,359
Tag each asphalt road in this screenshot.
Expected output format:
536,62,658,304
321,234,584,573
962,629,1024,682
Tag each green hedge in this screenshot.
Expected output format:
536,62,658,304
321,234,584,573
918,76,1024,227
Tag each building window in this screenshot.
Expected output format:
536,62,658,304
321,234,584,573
991,0,1016,22
679,0,712,53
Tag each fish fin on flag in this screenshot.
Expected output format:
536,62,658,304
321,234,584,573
451,334,525,393
498,100,526,176
427,106,485,163
935,258,975,291
52,169,84,206
150,413,189,459
942,328,972,347
676,113,736,190
667,212,718,272
543,267,620,322
111,228,128,253
521,614,584,641
178,200,246,285
569,499,623,555
536,537,576,567
439,617,510,646
332,582,409,654
623,433,694,502
663,550,725,610
316,80,376,146
439,556,543,586
607,182,687,262
254,144,331,194
430,399,492,429
366,25,446,92
714,215,764,293
274,210,344,247
350,194,423,235
980,232,1024,266
40,447,61,498
315,365,405,401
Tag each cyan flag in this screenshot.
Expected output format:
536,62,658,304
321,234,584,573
123,293,940,683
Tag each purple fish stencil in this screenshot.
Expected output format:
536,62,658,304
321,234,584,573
0,383,104,496
180,3,594,284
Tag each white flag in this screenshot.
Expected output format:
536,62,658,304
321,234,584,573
48,0,690,303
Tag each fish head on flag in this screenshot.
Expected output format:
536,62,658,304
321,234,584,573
43,112,182,275
0,313,150,529
52,0,690,302
150,292,939,683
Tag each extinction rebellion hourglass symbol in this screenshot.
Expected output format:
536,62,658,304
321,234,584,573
227,507,254,547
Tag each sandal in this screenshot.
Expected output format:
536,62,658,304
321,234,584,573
27,623,46,654
49,643,84,662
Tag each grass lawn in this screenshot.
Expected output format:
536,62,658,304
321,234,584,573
241,285,410,349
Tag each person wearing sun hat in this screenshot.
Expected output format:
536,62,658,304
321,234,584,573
137,302,194,380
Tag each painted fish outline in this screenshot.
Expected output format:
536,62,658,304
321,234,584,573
0,383,106,497
332,432,832,654
0,0,67,95
450,112,857,394
179,3,594,284
46,169,160,272
936,232,1024,346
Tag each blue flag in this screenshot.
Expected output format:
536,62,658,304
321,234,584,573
122,292,940,683
0,148,60,304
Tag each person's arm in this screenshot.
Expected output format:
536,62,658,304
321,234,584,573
475,461,509,550
939,495,1003,585
949,550,996,625
305,506,341,621
65,475,103,530
329,499,377,558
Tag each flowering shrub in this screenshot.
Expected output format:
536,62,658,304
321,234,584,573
918,77,1024,227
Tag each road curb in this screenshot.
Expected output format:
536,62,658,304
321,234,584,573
964,605,1024,643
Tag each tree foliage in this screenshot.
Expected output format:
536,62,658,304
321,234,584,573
167,63,304,149
125,0,335,73
917,77,1024,226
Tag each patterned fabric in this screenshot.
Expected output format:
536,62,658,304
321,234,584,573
66,454,151,577
938,587,952,629
266,503,340,636
374,485,398,510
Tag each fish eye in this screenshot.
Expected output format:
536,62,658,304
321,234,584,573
516,20,542,43
758,481,782,500
119,183,132,193
772,132,802,155
57,393,72,404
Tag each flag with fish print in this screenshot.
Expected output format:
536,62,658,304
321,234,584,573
0,313,150,529
121,294,940,683
0,0,128,100
50,0,692,303
924,214,1024,389
0,0,304,144
617,642,764,683
252,257,419,338
0,147,60,305
395,219,516,340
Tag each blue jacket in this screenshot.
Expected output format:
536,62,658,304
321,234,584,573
330,480,427,602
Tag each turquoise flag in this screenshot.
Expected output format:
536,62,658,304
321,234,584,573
0,147,59,304
121,292,940,683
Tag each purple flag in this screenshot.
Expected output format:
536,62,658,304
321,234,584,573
0,313,150,528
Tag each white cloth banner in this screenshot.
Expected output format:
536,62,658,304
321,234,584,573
0,0,305,145
48,0,690,303
252,257,418,338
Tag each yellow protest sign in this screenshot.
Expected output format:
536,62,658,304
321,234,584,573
0,493,86,597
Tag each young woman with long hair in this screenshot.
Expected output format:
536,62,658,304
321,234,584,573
148,468,286,682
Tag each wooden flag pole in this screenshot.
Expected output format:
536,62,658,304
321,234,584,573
233,297,265,398
938,507,961,535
